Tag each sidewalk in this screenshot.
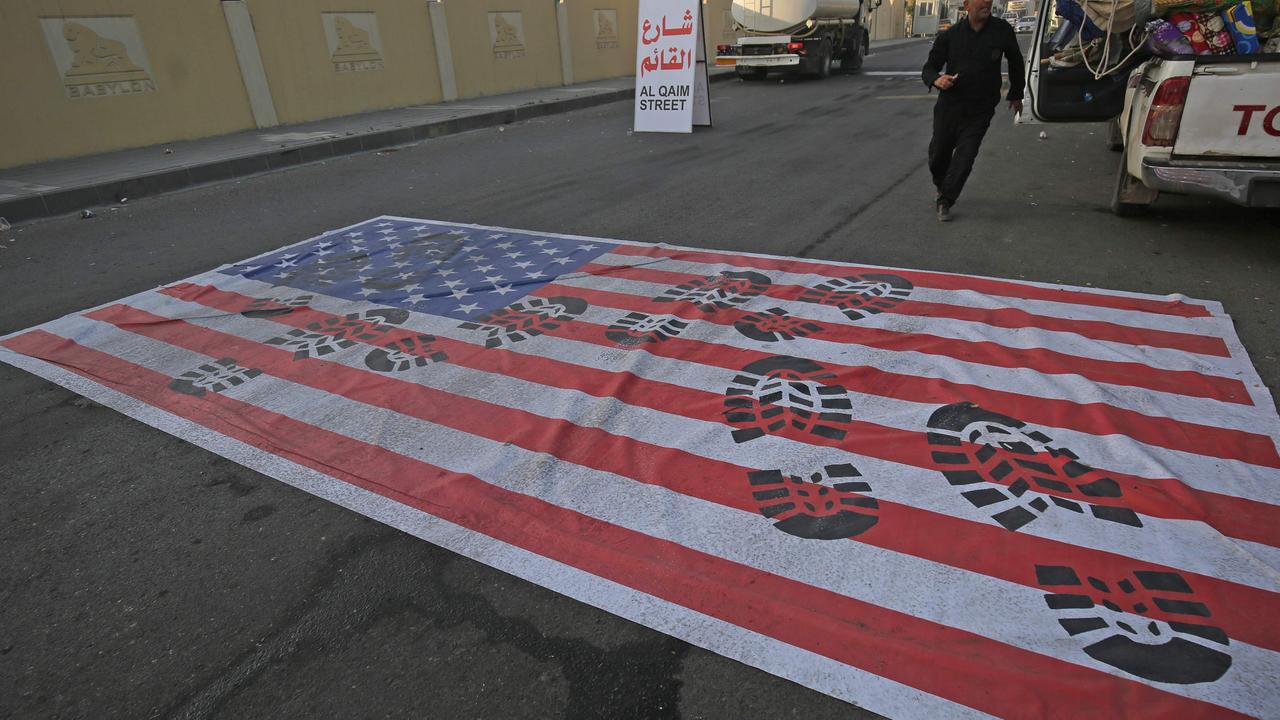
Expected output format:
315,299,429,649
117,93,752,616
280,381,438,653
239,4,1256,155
0,76,651,225
0,39,922,225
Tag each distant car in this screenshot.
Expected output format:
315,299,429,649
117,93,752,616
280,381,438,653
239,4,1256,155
1015,16,1037,32
937,20,953,32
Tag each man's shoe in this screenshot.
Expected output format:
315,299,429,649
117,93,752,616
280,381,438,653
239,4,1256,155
937,202,952,222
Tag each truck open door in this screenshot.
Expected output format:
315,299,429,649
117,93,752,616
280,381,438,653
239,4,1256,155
1021,0,1131,123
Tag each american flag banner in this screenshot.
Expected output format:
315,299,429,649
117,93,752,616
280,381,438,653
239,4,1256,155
3,215,1279,719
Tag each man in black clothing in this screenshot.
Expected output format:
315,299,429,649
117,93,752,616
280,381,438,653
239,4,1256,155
921,0,1025,221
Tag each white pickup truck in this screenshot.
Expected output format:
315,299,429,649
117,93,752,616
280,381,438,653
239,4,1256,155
1020,4,1280,215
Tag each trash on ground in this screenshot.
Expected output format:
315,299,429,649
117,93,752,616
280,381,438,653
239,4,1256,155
80,209,96,219
1039,130,1049,139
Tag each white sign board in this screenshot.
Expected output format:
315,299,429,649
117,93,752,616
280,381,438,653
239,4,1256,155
634,0,711,133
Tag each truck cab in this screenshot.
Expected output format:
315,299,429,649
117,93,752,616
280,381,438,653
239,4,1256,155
1020,1,1280,214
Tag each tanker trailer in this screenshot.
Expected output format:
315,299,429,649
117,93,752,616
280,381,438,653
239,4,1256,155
715,0,879,80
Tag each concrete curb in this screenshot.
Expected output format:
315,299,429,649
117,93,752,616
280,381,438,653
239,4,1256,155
2,74,736,225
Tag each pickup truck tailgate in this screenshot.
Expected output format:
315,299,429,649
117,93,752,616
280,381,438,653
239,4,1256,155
1173,61,1280,158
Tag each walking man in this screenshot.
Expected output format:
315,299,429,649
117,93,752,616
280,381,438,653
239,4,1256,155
922,0,1025,221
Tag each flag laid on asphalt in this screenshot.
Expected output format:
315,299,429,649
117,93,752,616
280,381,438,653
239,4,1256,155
3,216,1278,719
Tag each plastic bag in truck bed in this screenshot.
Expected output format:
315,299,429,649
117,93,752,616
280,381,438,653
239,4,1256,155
1169,11,1216,50
1223,1,1262,52
1146,18,1199,52
1199,11,1239,51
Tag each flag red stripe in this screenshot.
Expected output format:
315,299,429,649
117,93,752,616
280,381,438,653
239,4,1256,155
536,283,1251,405
0,328,1250,720
606,244,1216,318
579,262,1231,358
157,283,1280,549
75,304,1280,652
525,285,1280,468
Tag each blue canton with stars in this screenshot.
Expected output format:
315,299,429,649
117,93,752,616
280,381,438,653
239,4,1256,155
219,218,616,320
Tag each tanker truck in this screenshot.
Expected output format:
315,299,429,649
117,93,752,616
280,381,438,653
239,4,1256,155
715,0,878,80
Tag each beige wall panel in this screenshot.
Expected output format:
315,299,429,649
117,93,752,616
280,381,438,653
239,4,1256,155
870,0,907,39
565,2,637,83
445,0,563,98
702,0,736,60
245,0,443,125
0,0,256,169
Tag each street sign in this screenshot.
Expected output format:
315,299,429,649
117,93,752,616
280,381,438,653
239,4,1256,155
634,0,711,133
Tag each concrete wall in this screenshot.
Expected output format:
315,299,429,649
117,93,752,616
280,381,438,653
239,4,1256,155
444,0,564,98
247,0,444,125
869,0,909,39
0,0,257,169
566,2,639,83
0,0,763,170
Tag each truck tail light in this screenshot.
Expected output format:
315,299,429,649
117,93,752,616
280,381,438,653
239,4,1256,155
717,44,732,54
787,41,805,52
1142,77,1190,147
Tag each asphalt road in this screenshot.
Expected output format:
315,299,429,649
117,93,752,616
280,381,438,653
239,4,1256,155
2,39,1277,720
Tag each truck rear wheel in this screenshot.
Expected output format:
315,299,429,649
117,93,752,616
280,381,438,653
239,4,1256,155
817,41,833,78
843,31,865,72
1110,149,1157,216
736,65,768,81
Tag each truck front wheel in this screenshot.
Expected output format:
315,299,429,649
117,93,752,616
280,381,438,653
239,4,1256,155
736,65,768,81
1110,149,1157,216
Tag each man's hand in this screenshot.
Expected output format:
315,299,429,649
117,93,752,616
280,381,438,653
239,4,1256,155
933,73,958,91
1008,99,1023,114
